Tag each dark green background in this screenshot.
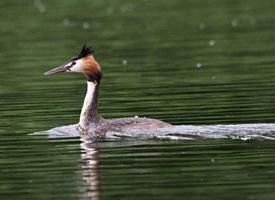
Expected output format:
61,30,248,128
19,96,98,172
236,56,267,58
1,0,275,199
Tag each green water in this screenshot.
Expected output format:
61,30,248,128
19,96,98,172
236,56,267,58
1,0,275,199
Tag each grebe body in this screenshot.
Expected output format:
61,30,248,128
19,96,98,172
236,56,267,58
45,45,170,138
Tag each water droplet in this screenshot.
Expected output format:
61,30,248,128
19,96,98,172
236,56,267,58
83,22,90,30
63,18,70,27
199,23,206,30
106,7,113,14
231,19,238,27
209,40,216,46
250,18,256,26
34,0,46,13
120,4,133,13
122,59,128,65
196,63,202,68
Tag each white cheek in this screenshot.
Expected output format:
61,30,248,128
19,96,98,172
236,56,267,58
70,60,83,72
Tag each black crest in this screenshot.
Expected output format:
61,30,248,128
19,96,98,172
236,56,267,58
73,45,94,60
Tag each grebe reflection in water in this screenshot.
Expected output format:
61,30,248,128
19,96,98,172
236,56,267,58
44,45,170,139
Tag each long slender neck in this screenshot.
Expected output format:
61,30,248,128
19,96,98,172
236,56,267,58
79,81,102,128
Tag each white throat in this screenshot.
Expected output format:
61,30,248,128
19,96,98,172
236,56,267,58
79,81,96,128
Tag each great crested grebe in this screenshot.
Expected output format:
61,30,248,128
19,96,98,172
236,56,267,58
45,45,171,138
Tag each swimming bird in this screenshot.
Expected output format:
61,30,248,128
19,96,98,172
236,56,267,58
44,45,170,138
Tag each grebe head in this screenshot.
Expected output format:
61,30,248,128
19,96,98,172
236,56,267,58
44,45,102,82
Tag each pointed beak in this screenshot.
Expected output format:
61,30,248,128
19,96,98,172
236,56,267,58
44,63,72,76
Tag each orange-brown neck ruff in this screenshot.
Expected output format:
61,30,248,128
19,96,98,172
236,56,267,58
83,56,102,82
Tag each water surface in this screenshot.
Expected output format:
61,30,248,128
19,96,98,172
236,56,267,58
1,0,275,199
